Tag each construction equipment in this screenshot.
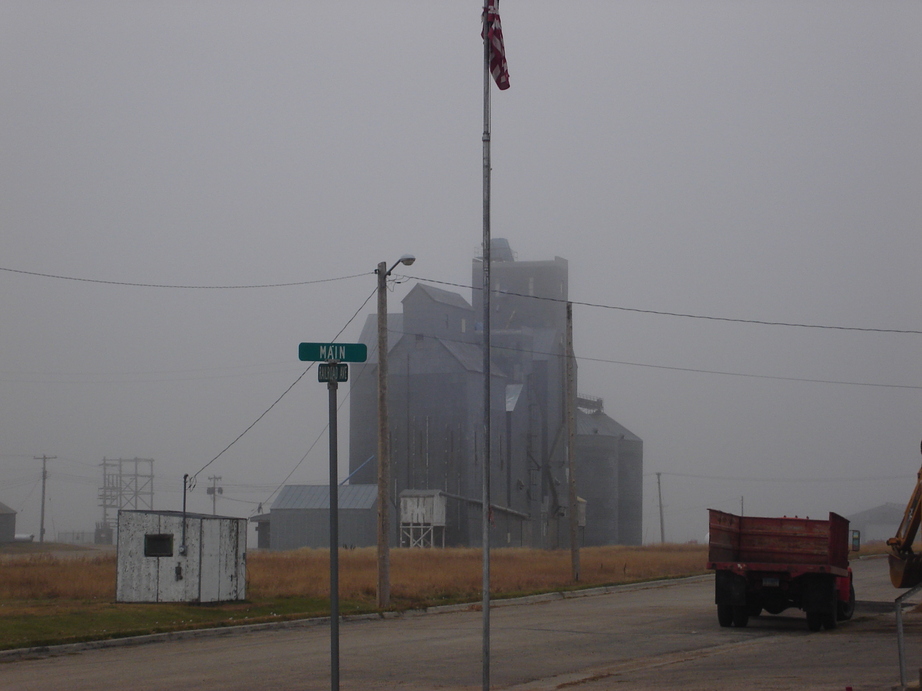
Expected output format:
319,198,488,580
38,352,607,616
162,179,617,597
886,441,922,589
708,509,855,631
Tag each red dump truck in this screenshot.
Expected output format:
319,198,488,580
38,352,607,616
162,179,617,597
707,509,856,631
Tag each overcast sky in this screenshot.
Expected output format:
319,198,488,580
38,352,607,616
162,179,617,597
1,1,920,544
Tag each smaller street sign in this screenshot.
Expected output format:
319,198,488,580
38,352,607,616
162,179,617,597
299,342,367,363
318,363,349,383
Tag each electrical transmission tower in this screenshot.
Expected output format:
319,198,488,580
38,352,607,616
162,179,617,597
97,457,154,543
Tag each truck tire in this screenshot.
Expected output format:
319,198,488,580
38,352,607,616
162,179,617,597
837,584,856,621
806,611,823,632
717,604,733,627
732,605,749,628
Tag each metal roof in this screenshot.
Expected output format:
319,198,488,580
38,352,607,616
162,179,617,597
440,339,484,373
272,484,378,511
0,502,15,515
576,409,642,441
403,283,472,311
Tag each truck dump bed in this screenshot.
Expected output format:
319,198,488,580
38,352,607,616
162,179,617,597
707,509,850,577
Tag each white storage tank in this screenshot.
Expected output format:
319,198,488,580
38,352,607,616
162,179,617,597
400,489,447,548
116,510,246,603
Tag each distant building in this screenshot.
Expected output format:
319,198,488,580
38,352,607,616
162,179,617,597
0,502,15,543
347,240,643,548
575,396,643,546
264,484,392,550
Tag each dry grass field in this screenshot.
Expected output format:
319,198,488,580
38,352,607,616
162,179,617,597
0,544,707,604
0,542,889,650
246,544,709,605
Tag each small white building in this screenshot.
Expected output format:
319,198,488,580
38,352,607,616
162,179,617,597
400,489,447,548
116,510,246,603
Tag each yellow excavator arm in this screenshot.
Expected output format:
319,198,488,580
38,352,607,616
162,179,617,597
887,442,922,588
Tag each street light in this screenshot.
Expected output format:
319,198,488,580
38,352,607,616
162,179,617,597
376,253,415,608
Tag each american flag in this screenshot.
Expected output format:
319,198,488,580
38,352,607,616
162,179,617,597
482,2,510,90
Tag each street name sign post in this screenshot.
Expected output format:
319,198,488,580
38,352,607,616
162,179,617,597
298,342,367,691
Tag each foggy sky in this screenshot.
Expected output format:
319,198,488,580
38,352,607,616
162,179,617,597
1,1,920,544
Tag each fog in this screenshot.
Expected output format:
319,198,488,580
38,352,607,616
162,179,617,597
1,1,919,545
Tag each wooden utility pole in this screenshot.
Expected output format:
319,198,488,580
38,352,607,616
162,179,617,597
34,455,56,543
208,475,222,515
375,254,414,610
656,472,665,544
566,303,580,581
376,261,391,610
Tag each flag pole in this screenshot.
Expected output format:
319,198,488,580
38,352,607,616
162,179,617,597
480,0,493,688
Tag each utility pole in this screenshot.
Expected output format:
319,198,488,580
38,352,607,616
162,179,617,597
207,475,222,515
375,254,415,610
656,472,665,544
34,455,56,543
566,302,580,581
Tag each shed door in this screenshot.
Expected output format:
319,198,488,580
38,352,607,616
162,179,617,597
199,519,221,602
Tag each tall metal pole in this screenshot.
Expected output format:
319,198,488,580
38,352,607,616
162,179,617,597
656,472,665,544
34,455,55,543
376,261,391,609
566,303,580,581
328,375,340,691
481,1,493,687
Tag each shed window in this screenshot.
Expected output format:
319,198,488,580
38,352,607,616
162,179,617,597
144,533,174,557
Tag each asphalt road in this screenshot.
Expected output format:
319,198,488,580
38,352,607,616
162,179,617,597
0,556,918,691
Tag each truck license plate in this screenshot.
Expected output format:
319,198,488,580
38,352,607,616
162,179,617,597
762,577,780,587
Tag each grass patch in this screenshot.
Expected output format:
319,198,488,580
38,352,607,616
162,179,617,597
0,543,710,651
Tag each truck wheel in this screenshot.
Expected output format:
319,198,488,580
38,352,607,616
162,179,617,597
806,611,823,632
732,605,749,628
837,584,856,621
822,611,837,630
717,604,733,627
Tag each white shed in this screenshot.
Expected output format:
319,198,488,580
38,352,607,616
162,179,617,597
116,510,246,603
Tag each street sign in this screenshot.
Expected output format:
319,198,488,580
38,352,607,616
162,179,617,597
318,363,349,383
299,342,367,363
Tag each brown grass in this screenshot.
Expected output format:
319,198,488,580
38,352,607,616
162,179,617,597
0,553,116,600
2,541,892,606
0,545,708,605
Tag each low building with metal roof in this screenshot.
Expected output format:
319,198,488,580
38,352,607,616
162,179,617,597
267,484,393,551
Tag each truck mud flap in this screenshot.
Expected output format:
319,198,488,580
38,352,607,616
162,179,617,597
715,570,747,606
802,575,836,615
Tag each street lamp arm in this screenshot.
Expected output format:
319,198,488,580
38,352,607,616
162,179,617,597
386,253,416,276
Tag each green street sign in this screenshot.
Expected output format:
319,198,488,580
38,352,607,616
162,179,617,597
318,363,349,383
299,342,367,363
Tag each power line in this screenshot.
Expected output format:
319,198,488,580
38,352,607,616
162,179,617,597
574,353,922,390
383,326,922,391
407,275,922,335
647,471,910,483
189,285,378,482
0,265,371,289
259,339,377,510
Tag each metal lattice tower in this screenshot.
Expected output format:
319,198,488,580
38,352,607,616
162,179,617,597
98,457,154,529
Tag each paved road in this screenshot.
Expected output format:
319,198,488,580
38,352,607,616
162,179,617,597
0,556,918,691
